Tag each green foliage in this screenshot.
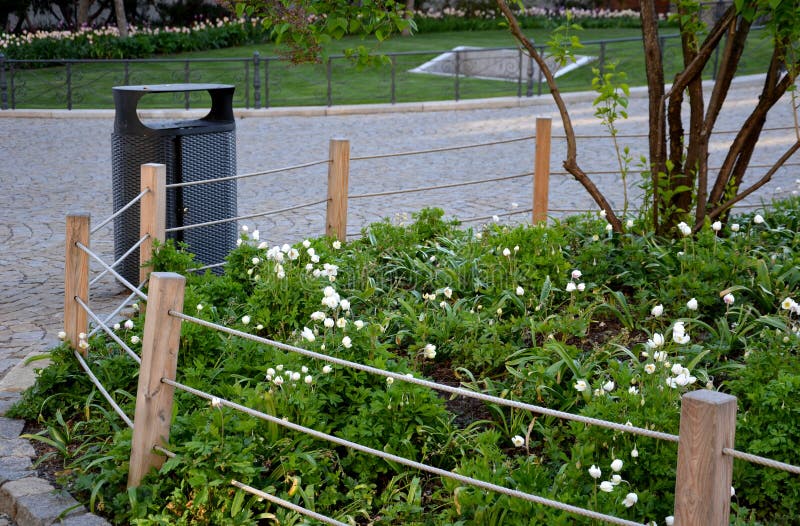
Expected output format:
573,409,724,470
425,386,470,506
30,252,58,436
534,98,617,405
15,200,800,524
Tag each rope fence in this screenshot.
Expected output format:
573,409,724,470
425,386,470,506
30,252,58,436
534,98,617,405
87,288,143,338
76,296,141,365
349,134,536,161
163,376,647,526
89,234,149,287
165,199,327,233
231,480,349,526
90,188,149,235
349,172,532,200
164,159,331,189
559,125,800,141
73,350,135,429
75,241,148,301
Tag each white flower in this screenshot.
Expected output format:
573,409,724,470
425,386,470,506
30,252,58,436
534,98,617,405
241,315,251,325
196,304,204,311
252,230,259,240
731,223,740,232
443,287,453,299
241,225,249,232
124,319,134,330
301,366,308,373
440,301,448,309
113,323,121,331
577,283,586,292
304,375,313,384
566,282,577,292
502,247,511,257
603,380,615,393
324,286,336,297
274,376,284,386
78,340,90,350
354,320,365,330
515,286,524,296
631,447,639,458
514,245,519,252
666,516,675,526
623,492,638,508
723,293,735,305
672,321,690,344
340,299,351,311
492,215,500,222
644,363,656,374
322,365,332,374
677,221,692,236
711,221,722,232
731,486,735,496
288,248,299,260
303,239,311,248
310,311,326,321
276,364,283,371
599,481,614,493
628,386,639,395
626,219,634,228
130,335,140,344
611,458,623,472
386,377,394,385
423,343,437,359
336,317,347,328
267,368,276,376
258,241,268,249
611,474,622,485
605,223,613,232
753,214,764,225
429,255,436,262
211,397,222,408
291,372,301,382
646,333,664,348
251,257,260,265
57,331,67,340
653,350,668,362
574,380,588,392
781,297,797,310
671,363,684,376
687,298,698,311
332,240,342,249
511,435,525,447
589,465,602,479
280,243,290,253
300,327,315,342
571,269,582,280
324,317,335,328
651,304,664,317
342,336,352,349
599,209,607,218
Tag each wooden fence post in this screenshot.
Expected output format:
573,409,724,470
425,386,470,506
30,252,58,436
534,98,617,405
326,138,350,241
139,163,167,285
532,117,551,224
64,213,90,354
674,390,737,526
128,272,185,489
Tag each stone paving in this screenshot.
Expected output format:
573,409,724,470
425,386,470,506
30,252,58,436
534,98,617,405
0,76,798,524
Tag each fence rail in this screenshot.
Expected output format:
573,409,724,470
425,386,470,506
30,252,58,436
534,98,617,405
0,27,768,111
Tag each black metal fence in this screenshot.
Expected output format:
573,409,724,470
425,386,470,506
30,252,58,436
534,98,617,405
0,29,763,111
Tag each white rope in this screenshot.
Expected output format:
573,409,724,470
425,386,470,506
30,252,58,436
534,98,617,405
165,159,331,189
168,311,679,443
723,448,800,475
231,480,349,526
73,350,134,428
187,262,226,273
75,297,142,364
460,208,533,224
164,379,646,526
88,288,144,338
90,189,149,235
90,234,149,287
165,199,327,233
349,173,532,200
350,135,536,161
75,242,148,301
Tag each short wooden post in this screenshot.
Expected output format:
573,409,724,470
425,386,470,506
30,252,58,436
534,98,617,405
326,138,350,241
128,272,185,489
532,117,551,224
139,163,167,285
64,213,90,354
674,390,737,526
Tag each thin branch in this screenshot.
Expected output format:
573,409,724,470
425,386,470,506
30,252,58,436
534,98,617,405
704,141,800,225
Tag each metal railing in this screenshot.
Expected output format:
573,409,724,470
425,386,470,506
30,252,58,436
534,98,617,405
0,27,767,111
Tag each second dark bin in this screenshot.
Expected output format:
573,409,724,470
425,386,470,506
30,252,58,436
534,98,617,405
111,83,237,284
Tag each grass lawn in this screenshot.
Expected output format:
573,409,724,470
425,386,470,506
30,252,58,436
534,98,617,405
5,27,773,109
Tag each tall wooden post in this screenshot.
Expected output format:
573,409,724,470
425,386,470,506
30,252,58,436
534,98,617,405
139,164,167,285
674,390,737,526
128,272,185,489
64,214,90,354
532,117,551,224
326,138,350,241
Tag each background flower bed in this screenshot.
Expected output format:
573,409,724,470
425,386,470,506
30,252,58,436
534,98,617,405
11,203,800,525
0,7,670,61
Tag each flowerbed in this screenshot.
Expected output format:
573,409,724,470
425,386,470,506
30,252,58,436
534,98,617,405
11,203,800,525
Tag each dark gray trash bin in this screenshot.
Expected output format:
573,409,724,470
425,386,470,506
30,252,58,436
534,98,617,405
111,83,237,284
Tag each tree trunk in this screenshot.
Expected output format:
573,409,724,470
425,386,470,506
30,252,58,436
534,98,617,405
113,0,128,38
77,0,91,27
402,0,415,36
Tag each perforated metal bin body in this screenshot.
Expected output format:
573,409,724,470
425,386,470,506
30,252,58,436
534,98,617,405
111,84,237,284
